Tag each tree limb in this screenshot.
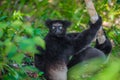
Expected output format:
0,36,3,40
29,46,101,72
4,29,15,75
84,0,99,23
84,0,106,44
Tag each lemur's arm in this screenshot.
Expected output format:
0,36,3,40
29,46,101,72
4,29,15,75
34,46,46,71
74,16,102,52
34,54,45,71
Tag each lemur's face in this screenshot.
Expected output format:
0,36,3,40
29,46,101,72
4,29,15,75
51,23,65,37
45,20,71,37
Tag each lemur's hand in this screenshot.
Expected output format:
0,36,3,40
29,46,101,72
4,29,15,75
89,15,102,28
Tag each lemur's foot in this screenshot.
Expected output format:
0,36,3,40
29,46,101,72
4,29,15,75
96,27,106,44
95,28,112,55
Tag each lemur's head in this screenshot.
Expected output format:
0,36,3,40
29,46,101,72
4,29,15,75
45,20,71,37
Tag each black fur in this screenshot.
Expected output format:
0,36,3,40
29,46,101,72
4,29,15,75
34,54,45,71
45,19,71,28
34,16,112,80
67,47,106,68
95,30,112,55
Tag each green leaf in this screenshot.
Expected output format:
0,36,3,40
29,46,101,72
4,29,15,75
11,20,23,30
12,10,24,20
19,38,37,53
0,16,7,21
7,29,15,38
24,26,34,37
0,22,8,29
93,59,120,80
11,53,25,64
4,40,17,58
33,36,45,49
4,64,19,80
117,0,120,4
68,58,104,80
23,66,38,72
0,28,4,38
38,71,44,76
34,28,41,35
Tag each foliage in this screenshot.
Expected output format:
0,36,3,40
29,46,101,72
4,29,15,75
68,56,120,80
0,0,120,80
0,20,46,79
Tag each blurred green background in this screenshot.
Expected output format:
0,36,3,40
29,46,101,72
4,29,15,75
0,0,120,80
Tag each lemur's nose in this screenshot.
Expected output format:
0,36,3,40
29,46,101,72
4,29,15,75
56,29,61,34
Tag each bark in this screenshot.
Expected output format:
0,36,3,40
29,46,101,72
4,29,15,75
84,0,99,23
84,0,106,44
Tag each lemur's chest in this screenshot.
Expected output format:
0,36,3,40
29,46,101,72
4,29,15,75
46,37,73,54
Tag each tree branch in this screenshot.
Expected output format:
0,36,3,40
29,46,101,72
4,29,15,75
84,0,98,23
84,0,106,44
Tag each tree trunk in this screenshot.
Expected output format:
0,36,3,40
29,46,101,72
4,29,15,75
85,0,106,44
84,0,98,23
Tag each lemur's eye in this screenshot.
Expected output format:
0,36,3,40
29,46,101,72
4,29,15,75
52,26,55,29
59,26,63,29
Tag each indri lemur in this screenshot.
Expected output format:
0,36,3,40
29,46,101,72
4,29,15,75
35,16,112,80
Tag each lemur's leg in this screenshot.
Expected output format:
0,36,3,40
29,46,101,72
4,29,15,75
68,47,105,68
95,27,112,56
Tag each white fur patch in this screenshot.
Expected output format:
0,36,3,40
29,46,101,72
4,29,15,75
97,35,106,44
48,66,68,80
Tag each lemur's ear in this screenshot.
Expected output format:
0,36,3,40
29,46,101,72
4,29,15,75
45,19,52,28
45,19,71,28
62,20,71,27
